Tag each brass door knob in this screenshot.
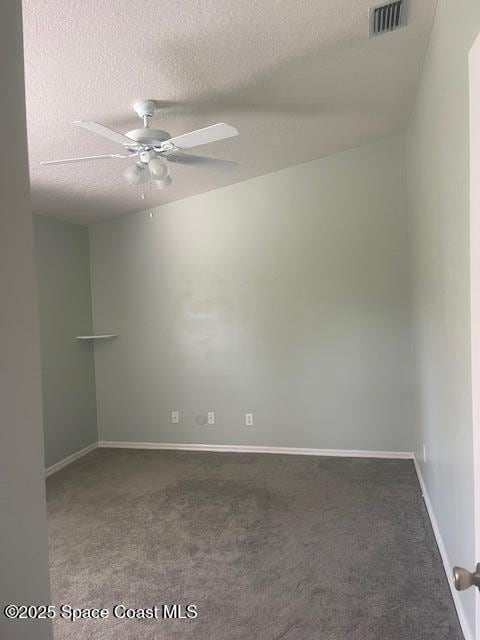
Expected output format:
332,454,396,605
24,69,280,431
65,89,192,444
453,564,480,591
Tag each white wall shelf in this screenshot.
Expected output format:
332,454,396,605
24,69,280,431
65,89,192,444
76,334,118,341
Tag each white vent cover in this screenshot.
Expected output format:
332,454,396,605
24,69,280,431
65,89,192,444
370,1,404,36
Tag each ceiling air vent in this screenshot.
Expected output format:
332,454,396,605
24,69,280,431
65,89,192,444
370,1,404,37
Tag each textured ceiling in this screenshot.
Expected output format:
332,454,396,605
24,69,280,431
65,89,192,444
22,0,437,224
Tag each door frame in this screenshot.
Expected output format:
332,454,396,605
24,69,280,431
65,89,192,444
469,31,480,640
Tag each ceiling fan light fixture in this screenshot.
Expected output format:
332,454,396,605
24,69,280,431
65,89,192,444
149,157,172,189
148,157,168,178
123,161,149,185
153,173,173,190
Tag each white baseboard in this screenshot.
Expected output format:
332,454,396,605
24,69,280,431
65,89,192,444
45,442,98,477
98,441,413,459
413,457,473,640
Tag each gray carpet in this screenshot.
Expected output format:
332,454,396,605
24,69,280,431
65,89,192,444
46,449,463,640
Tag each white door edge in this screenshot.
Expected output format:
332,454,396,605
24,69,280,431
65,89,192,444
469,30,480,640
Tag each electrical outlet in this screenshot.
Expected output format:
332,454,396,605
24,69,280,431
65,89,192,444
170,411,179,424
245,412,254,427
422,443,427,463
207,411,215,425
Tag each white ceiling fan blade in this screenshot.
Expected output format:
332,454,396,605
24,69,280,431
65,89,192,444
74,121,139,147
166,123,238,149
166,153,238,173
40,153,135,166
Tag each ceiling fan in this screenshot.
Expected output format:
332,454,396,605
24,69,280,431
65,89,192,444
40,100,239,189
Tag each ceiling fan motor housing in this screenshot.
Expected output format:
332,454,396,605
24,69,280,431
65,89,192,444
126,128,171,147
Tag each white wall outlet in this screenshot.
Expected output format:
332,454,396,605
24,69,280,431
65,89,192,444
245,412,254,427
422,443,427,463
170,411,179,424
207,411,215,425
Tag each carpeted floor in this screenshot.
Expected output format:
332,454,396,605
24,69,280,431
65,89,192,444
46,449,463,640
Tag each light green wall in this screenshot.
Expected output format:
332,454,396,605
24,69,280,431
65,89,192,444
90,135,416,452
34,215,97,468
407,0,480,635
0,4,52,638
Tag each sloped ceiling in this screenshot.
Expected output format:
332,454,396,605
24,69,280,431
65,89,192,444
22,0,437,223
